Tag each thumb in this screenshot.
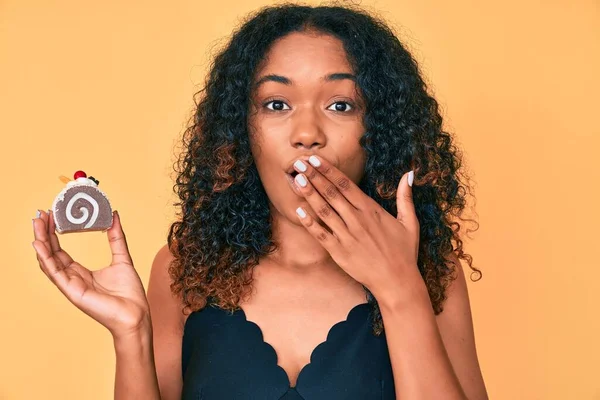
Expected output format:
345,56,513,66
396,170,417,228
107,210,133,265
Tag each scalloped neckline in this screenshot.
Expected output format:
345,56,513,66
236,302,371,389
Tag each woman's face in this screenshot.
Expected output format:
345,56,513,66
248,31,367,225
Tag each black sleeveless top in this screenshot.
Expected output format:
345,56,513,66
181,301,396,399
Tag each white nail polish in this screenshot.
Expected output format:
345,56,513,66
294,159,307,172
295,174,307,187
296,207,306,218
308,155,321,167
35,210,41,219
408,170,414,187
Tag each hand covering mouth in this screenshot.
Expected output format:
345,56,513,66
284,156,313,177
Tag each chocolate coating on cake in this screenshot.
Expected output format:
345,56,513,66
52,183,113,234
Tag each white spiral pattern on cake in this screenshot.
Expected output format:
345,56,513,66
66,192,99,228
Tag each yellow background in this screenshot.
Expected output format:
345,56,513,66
1,1,598,399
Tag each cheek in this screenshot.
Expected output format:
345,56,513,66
333,135,366,183
347,151,367,183
248,124,270,167
248,137,281,190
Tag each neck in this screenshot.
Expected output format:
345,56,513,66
265,203,339,274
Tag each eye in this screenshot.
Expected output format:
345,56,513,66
264,100,290,111
262,99,355,112
327,101,354,112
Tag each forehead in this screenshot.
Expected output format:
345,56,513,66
255,31,353,77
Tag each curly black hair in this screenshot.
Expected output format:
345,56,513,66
167,2,481,335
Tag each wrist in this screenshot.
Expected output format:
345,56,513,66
375,276,431,314
112,317,153,351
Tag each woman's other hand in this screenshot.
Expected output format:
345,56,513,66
32,210,151,340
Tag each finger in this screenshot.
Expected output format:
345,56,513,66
47,210,75,267
32,239,69,288
305,155,367,209
293,172,351,241
294,159,362,232
107,211,133,266
46,209,60,251
295,206,344,258
33,210,53,255
396,170,418,229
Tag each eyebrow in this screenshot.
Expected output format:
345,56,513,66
253,72,356,89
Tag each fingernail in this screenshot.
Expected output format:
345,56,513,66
35,210,41,219
295,174,307,187
296,207,306,218
408,170,414,187
294,160,307,172
308,155,321,167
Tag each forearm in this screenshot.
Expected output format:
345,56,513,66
113,323,161,400
379,284,466,400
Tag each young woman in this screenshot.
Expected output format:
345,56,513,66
32,4,488,400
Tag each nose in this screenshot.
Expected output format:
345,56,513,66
289,107,327,150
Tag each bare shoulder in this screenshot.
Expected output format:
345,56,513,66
147,243,186,400
148,244,184,319
148,243,187,328
435,252,489,400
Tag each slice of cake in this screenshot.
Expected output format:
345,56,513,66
52,170,113,234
